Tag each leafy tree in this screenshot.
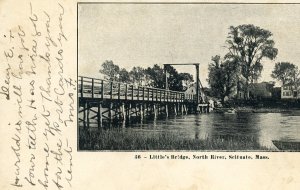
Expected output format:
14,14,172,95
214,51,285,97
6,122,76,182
130,66,145,86
289,67,300,92
118,68,131,83
222,58,239,97
99,60,120,81
145,64,188,91
208,55,225,100
145,64,165,88
271,62,297,85
225,24,278,98
179,73,194,90
164,65,184,91
208,55,238,102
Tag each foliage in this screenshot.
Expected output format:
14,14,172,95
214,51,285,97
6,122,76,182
288,67,300,91
271,62,298,85
119,68,131,83
100,61,193,91
144,64,165,88
99,60,120,81
179,73,194,90
208,55,238,102
164,65,184,91
129,66,145,86
225,24,278,98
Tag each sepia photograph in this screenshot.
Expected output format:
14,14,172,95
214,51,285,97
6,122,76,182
78,2,300,151
3,1,300,189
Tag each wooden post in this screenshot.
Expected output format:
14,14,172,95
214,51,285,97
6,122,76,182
195,64,200,111
86,102,90,129
165,104,169,117
109,103,113,123
122,103,126,122
125,84,128,100
110,81,113,100
101,80,104,99
181,104,184,115
140,104,143,120
83,102,87,128
153,104,157,118
118,83,121,100
91,78,94,98
152,89,154,102
137,86,140,101
207,103,210,113
97,103,102,129
80,76,83,98
142,87,145,101
174,104,177,116
131,85,134,100
128,103,132,121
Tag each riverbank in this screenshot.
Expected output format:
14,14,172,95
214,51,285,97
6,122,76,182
222,99,300,113
79,129,271,151
234,107,293,113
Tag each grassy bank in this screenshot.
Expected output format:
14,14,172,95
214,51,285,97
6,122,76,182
79,129,270,151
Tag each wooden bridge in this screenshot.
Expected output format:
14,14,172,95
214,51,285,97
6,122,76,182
78,76,210,129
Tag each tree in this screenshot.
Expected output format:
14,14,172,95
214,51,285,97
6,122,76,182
208,55,238,102
145,64,188,91
225,24,278,98
289,67,300,93
145,64,165,88
271,62,297,85
99,60,120,81
222,58,239,98
130,66,145,86
208,55,226,101
179,73,194,91
164,65,184,91
118,68,131,83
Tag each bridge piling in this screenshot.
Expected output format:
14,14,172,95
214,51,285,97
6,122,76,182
78,76,210,129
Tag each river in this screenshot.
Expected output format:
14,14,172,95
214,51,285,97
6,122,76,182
80,110,300,150
112,110,300,150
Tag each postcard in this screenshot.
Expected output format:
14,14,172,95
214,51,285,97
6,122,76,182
1,0,300,190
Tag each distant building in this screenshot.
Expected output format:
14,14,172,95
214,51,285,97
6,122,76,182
184,83,206,102
281,85,299,99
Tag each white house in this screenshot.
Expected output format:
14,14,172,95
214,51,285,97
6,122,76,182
281,85,299,99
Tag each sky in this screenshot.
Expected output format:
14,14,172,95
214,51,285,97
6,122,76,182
78,3,300,87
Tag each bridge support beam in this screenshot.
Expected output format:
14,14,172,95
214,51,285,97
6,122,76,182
97,103,102,129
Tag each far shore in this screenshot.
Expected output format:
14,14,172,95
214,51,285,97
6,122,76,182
234,107,294,113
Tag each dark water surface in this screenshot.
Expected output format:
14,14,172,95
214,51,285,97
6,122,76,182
82,110,300,150
109,111,300,150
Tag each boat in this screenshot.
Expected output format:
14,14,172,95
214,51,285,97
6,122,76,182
272,140,300,151
213,107,236,114
224,108,236,114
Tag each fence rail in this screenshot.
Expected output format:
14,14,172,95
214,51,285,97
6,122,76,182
78,76,197,102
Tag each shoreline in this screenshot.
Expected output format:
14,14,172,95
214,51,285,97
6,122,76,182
234,107,295,113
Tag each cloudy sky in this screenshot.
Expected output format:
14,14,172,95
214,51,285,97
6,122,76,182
78,3,300,87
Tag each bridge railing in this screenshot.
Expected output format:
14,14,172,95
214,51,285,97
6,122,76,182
78,76,196,102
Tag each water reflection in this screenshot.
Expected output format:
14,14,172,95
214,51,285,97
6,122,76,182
122,111,300,149
83,111,300,150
